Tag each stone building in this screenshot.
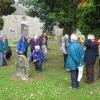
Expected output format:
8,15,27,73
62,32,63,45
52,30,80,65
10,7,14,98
2,4,43,39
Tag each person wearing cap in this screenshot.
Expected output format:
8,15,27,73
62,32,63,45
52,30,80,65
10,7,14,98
66,33,84,89
16,36,29,57
29,45,44,72
84,34,98,83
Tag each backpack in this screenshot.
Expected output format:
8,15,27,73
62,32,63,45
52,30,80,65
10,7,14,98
6,46,12,59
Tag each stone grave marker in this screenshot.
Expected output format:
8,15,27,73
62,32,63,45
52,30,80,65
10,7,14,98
14,55,29,80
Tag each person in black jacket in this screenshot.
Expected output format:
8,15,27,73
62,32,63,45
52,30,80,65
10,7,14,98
84,34,98,83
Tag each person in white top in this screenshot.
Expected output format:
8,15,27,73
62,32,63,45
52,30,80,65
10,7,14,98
61,34,69,68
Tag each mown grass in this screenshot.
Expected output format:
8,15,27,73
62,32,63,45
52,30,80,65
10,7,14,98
0,38,100,100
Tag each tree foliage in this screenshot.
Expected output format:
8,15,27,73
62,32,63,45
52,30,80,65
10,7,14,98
21,0,78,35
0,17,4,30
0,0,16,16
78,0,100,37
0,0,15,30
21,0,100,37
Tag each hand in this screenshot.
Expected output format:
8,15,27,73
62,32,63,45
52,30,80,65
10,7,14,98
33,60,37,63
19,52,22,54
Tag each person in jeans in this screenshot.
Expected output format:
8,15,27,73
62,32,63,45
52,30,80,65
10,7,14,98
0,34,4,66
29,45,44,72
2,35,8,66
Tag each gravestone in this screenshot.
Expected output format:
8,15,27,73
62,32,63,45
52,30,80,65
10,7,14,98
14,55,29,80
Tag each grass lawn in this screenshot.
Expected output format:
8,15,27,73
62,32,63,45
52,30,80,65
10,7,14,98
0,38,100,100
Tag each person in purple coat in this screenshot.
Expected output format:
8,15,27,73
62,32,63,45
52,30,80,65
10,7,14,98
29,45,44,72
29,35,42,52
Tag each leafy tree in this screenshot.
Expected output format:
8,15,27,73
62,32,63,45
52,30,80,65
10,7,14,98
21,0,79,35
78,0,100,37
0,0,16,30
0,17,3,30
0,0,16,16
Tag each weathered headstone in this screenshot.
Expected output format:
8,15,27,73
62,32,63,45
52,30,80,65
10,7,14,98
14,55,29,80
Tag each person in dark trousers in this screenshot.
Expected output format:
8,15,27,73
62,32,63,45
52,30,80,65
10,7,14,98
61,34,70,70
84,34,98,83
66,34,84,89
29,45,44,72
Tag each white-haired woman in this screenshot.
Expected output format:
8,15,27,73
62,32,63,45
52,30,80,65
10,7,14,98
29,45,44,72
84,34,98,83
29,35,42,53
66,33,84,88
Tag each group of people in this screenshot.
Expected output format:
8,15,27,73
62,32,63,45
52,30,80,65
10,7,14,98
0,31,100,89
61,33,100,89
16,33,48,72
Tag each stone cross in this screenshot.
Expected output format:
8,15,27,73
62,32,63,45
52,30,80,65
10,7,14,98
14,55,29,80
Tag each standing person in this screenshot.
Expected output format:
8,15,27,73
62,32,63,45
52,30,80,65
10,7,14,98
29,45,44,72
0,34,4,66
2,35,8,66
29,35,42,53
61,35,66,68
65,34,70,71
43,33,48,48
16,36,29,57
61,34,70,69
41,33,48,60
66,34,84,89
84,34,98,83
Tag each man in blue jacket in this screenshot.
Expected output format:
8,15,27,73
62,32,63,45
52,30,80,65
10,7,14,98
29,45,44,72
66,34,84,89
